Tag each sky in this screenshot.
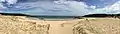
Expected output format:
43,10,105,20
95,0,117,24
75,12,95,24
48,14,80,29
0,0,120,16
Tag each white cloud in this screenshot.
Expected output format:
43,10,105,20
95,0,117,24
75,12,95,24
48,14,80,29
21,1,91,16
6,0,18,4
0,3,6,8
0,0,7,9
0,0,5,2
54,1,90,16
0,0,120,16
89,5,96,9
110,1,120,11
0,0,18,8
88,1,120,14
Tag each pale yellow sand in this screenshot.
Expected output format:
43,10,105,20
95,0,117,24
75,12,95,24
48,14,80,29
0,15,49,34
0,15,120,34
73,18,120,34
46,21,74,34
43,18,120,34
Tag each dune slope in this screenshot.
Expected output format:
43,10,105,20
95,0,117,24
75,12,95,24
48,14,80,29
0,15,50,34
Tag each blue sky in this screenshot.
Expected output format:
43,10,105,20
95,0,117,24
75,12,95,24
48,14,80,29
83,0,119,8
0,0,120,16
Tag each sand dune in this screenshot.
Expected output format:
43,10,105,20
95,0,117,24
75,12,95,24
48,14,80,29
0,15,49,34
73,18,120,34
0,15,120,34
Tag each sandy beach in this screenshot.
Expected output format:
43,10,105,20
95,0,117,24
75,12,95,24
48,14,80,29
0,15,119,34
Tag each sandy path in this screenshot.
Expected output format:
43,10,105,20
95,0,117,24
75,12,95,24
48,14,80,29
45,21,75,34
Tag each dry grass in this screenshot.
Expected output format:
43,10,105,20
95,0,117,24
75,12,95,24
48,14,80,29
0,15,50,34
73,18,120,34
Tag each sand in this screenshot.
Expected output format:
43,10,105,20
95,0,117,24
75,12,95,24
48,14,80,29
0,15,120,34
73,18,120,34
46,21,74,34
0,15,50,34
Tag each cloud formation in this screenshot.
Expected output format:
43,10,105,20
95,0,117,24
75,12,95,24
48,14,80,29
89,1,120,14
0,0,120,16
